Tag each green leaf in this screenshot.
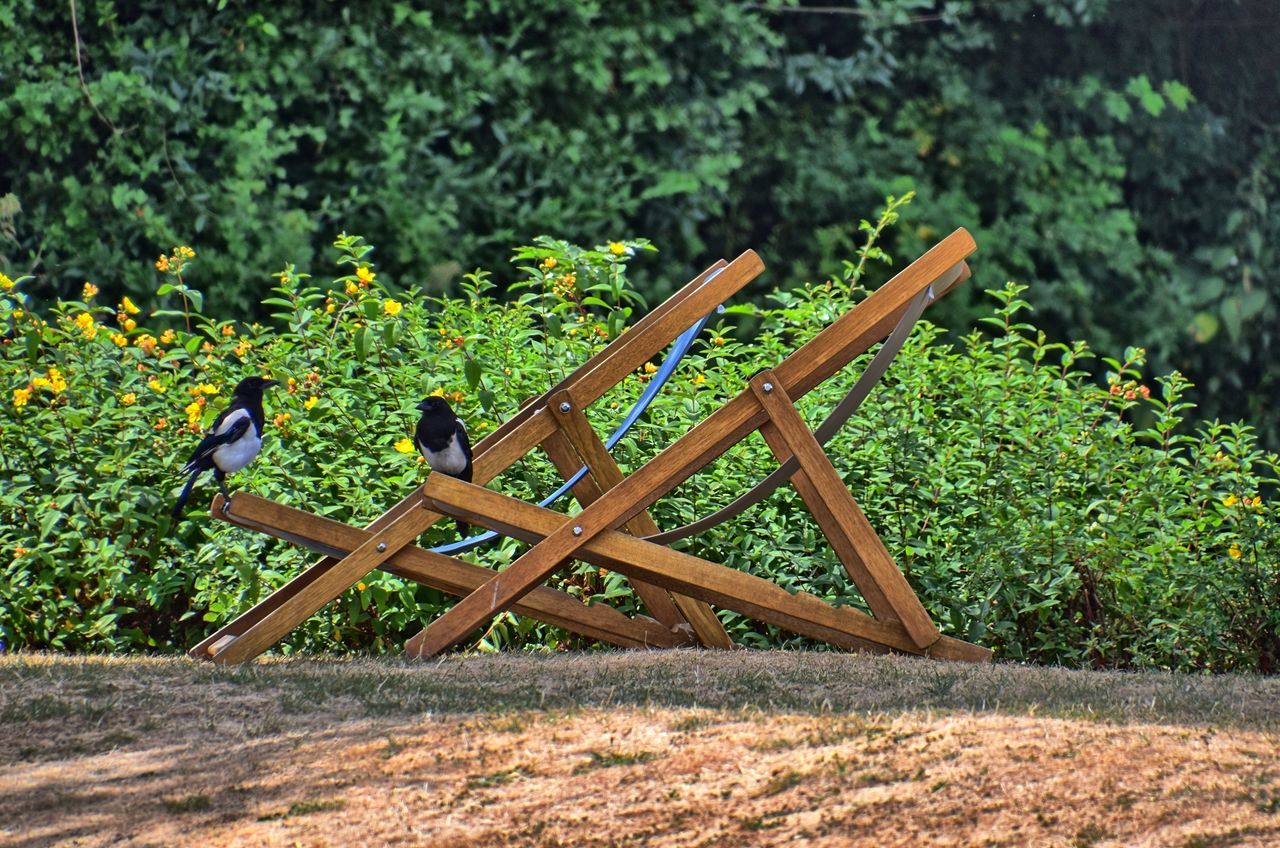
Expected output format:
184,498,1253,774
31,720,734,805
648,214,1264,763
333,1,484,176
463,357,482,390
1126,74,1165,116
1161,80,1193,111
354,327,370,362
1189,311,1218,343
640,170,701,200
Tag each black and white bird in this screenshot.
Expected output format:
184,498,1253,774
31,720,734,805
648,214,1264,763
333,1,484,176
171,376,279,517
414,395,473,535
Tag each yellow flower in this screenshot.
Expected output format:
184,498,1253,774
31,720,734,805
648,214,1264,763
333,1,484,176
31,377,51,391
221,324,236,337
154,417,168,430
345,281,359,296
450,390,465,404
111,332,127,347
644,362,658,374
394,437,415,454
356,266,376,286
74,312,96,337
160,329,176,345
326,302,335,314
541,256,557,270
199,383,218,395
47,367,67,394
82,282,98,299
234,341,251,357
155,255,170,272
176,246,195,260
357,582,367,592
123,318,137,332
712,336,725,346
135,334,157,355
0,273,13,290
1228,543,1242,560
1223,495,1239,508
693,373,706,385
121,392,136,405
429,387,445,397
121,296,140,315
304,396,318,410
12,309,22,319
383,299,402,316
13,388,31,408
185,401,203,427
148,378,165,393
608,241,626,256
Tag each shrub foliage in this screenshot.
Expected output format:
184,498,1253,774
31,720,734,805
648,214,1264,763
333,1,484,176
2,219,1277,672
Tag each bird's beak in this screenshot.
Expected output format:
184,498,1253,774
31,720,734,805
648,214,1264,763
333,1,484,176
262,379,280,389
415,400,431,412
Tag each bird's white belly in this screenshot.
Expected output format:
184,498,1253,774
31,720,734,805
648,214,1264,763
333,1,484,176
213,432,263,473
427,435,469,475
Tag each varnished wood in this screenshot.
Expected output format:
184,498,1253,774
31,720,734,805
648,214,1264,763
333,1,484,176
750,370,939,649
546,391,732,649
400,234,975,658
211,493,683,653
210,495,441,664
757,420,894,617
539,428,697,643
194,252,764,662
420,474,990,662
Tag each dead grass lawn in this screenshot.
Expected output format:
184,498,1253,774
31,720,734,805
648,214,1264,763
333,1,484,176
2,650,1278,847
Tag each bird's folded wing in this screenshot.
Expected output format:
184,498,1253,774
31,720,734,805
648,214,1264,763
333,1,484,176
182,415,251,472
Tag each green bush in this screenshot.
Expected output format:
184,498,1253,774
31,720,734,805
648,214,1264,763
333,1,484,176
2,219,1277,671
6,2,1280,446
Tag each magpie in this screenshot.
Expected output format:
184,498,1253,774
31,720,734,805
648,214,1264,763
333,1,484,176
171,375,279,517
414,395,473,535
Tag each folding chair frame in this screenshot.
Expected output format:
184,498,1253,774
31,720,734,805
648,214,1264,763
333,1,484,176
197,230,991,665
193,251,765,663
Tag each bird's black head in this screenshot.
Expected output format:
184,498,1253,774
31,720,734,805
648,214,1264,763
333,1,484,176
416,395,454,416
232,375,280,397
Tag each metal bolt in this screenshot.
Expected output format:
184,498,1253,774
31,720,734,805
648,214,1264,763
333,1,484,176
572,526,583,536
762,382,774,393
376,542,387,552
559,401,571,413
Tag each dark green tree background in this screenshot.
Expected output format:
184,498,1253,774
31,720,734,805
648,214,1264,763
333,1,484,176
3,0,1277,441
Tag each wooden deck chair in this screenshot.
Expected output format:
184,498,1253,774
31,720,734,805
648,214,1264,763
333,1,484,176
193,251,768,663
391,228,990,662
202,229,990,664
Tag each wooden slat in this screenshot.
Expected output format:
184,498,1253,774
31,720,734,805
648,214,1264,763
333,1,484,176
750,371,939,648
547,391,733,649
209,497,439,664
757,421,894,616
193,252,764,662
420,474,991,662
400,235,976,658
212,493,683,652
539,428,695,640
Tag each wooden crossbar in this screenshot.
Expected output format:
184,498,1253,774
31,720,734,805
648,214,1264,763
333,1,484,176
211,493,685,652
403,229,977,658
417,474,991,663
193,251,765,662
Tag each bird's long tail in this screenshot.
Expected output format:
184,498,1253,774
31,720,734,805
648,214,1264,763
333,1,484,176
171,469,202,518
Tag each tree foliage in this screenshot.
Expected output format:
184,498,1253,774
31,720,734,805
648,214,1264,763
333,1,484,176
2,0,1278,441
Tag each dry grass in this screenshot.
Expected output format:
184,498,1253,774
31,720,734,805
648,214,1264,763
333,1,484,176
2,650,1279,847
